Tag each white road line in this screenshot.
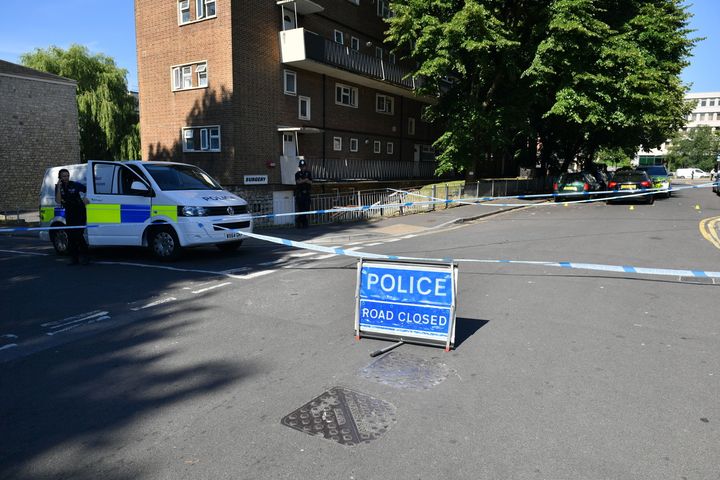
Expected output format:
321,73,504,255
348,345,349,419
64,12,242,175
288,251,316,258
219,267,251,274
384,238,402,243
191,282,232,294
0,249,48,256
314,253,337,260
400,235,417,239
130,297,177,311
346,241,365,246
258,259,285,266
364,242,383,247
42,311,107,328
45,311,110,330
235,270,275,279
1,334,18,339
0,344,18,351
46,315,112,336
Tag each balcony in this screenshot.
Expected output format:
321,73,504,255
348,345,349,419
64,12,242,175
279,28,425,99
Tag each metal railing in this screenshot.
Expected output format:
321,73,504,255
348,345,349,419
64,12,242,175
307,158,439,181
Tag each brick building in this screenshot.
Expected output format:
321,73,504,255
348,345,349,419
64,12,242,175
0,60,80,212
134,0,440,194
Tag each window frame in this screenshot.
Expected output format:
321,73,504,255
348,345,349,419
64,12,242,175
333,136,343,151
178,0,217,26
284,69,297,95
182,125,222,153
375,94,394,115
178,0,191,24
351,36,360,51
387,142,394,155
334,30,344,45
298,95,311,120
408,117,416,135
373,140,381,154
335,83,358,108
196,63,208,87
171,61,208,91
350,138,359,152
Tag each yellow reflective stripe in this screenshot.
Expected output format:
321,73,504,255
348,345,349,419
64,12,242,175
152,205,177,221
87,204,121,224
40,207,55,222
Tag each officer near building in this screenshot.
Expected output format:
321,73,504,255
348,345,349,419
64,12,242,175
55,168,90,265
294,160,312,228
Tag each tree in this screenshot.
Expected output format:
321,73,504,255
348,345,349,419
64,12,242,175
21,44,141,161
666,126,720,172
386,0,696,177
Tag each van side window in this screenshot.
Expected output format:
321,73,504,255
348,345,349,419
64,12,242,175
119,167,147,195
93,163,119,194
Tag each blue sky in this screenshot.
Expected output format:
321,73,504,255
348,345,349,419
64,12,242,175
0,1,717,93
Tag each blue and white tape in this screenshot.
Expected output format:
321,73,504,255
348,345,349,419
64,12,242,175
238,230,720,279
0,225,96,234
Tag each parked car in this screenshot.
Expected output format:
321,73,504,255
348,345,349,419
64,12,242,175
637,165,671,198
675,168,710,179
553,172,603,202
606,170,655,204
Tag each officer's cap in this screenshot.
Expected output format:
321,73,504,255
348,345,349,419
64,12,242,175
298,160,307,167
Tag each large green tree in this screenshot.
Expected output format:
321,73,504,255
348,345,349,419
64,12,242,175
21,44,140,161
387,0,696,177
666,125,720,172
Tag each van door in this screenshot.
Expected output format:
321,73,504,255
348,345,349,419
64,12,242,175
86,161,153,246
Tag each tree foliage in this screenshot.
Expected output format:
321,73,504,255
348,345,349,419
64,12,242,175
21,44,140,161
387,0,696,177
666,125,720,172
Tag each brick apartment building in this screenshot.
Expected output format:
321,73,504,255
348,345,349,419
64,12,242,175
134,0,441,196
0,60,80,212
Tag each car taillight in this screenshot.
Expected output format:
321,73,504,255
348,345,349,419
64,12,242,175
583,182,590,191
553,182,558,191
608,181,617,189
640,180,651,188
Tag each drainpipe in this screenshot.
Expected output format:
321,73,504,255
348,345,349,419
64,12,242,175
322,74,326,174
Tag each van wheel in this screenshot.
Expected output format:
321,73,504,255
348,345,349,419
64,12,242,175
216,240,243,252
148,226,181,261
50,226,69,255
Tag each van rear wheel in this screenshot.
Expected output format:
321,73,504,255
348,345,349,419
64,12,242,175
50,226,69,255
148,226,181,261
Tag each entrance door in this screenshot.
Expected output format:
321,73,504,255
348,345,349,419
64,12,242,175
283,132,297,158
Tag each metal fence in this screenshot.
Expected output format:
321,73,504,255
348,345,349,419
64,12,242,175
308,158,439,181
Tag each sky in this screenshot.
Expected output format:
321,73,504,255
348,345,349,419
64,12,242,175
0,1,717,94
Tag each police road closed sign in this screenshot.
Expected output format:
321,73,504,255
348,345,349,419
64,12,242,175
355,259,458,350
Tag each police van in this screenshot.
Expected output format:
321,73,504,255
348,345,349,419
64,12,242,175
39,160,253,260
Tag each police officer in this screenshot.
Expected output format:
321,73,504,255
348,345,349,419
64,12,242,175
55,168,90,265
294,160,312,228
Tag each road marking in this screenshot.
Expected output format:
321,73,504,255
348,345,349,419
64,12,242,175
234,270,275,279
364,242,383,247
191,282,232,294
43,311,112,336
314,253,338,260
0,344,18,351
130,297,177,311
699,216,720,250
0,249,49,256
219,267,251,274
1,334,18,339
47,315,112,336
288,251,316,258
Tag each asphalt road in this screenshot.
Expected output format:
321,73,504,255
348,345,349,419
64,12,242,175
1,185,719,479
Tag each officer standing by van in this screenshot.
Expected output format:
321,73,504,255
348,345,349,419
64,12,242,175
55,168,90,265
294,160,312,228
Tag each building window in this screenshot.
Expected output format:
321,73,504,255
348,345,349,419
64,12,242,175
334,30,344,45
172,61,207,91
284,70,297,95
351,36,360,51
376,94,394,115
350,138,359,152
408,117,415,135
335,83,358,107
182,126,221,152
196,63,207,87
178,0,191,23
373,140,381,154
710,99,716,107
375,47,383,59
196,0,216,19
377,0,390,18
700,99,707,107
347,0,360,4
333,137,343,151
299,96,311,120
387,142,394,155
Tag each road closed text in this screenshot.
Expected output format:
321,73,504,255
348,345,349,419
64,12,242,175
361,306,448,326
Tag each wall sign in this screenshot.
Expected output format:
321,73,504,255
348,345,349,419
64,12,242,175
244,175,268,185
355,259,458,351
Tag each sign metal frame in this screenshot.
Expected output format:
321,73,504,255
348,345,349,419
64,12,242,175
354,258,458,351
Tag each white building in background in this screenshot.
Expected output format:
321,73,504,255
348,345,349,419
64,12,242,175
635,91,720,166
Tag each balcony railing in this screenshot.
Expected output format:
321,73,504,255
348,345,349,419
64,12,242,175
283,28,418,91
305,157,441,181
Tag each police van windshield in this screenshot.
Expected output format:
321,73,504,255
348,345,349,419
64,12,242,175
144,164,222,191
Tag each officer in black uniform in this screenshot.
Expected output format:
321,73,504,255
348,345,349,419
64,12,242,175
55,168,90,265
294,160,312,228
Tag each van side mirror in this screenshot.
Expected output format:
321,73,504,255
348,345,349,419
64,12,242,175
130,181,152,196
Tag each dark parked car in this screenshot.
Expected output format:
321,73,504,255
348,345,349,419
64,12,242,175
607,170,655,204
637,165,671,198
553,172,603,202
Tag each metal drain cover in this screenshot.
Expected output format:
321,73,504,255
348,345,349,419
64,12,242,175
280,387,396,446
360,351,450,390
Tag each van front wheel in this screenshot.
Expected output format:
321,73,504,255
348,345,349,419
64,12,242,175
149,226,181,261
50,226,69,255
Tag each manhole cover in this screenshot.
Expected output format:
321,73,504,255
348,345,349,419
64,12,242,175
678,276,716,285
280,387,396,446
360,351,450,390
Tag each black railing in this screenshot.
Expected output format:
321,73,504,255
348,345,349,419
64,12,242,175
304,157,440,181
303,30,416,90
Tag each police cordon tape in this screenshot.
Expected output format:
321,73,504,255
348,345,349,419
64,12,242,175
233,229,720,280
0,181,717,233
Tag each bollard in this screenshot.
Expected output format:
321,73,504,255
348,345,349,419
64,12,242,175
431,185,436,211
445,184,449,209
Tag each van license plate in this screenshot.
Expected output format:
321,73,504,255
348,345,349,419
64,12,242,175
226,232,243,239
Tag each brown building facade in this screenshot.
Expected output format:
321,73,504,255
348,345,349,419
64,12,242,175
0,60,80,212
135,0,439,191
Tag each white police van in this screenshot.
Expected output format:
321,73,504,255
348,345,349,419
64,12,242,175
39,160,253,260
